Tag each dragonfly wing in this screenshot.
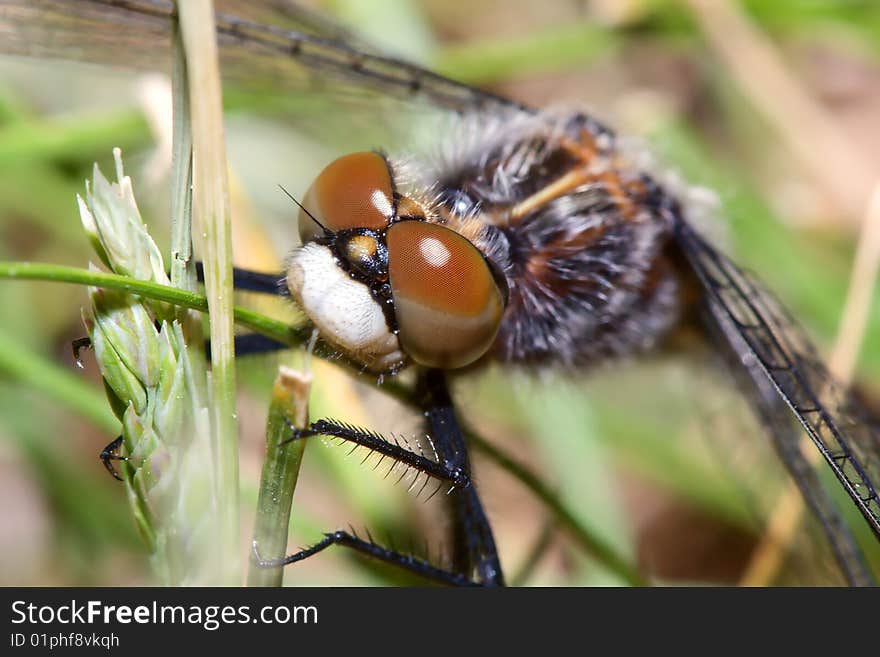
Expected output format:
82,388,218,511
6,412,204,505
1,0,536,157
672,217,880,564
1,0,522,115
700,299,874,585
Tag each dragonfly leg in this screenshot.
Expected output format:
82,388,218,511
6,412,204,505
418,369,505,586
196,260,291,358
256,370,503,586
286,418,471,489
196,261,286,296
204,333,291,359
100,435,127,482
252,533,478,587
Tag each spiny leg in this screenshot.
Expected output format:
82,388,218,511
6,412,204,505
287,418,471,490
252,532,477,587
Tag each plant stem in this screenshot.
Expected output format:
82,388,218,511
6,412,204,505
169,19,196,294
0,261,308,347
178,0,240,584
247,367,311,587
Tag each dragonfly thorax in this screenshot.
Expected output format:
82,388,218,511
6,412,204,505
427,110,682,370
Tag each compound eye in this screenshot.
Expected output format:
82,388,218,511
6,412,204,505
386,221,505,369
298,151,394,244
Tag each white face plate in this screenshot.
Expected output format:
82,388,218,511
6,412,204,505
286,243,404,372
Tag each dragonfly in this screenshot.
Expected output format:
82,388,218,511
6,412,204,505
3,0,879,586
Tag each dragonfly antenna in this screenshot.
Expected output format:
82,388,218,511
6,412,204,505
279,184,333,235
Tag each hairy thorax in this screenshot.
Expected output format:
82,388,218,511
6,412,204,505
399,109,683,370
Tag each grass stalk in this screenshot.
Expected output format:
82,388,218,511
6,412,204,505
0,262,307,347
177,0,240,584
169,19,196,295
247,367,311,587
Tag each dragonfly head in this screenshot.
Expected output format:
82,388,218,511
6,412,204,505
286,151,506,373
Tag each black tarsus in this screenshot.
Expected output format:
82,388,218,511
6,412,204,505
100,435,127,482
251,532,477,587
72,336,92,367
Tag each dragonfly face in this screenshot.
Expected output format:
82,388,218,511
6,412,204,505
5,0,880,586
288,150,506,372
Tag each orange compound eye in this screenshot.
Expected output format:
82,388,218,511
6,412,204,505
298,151,394,244
386,221,505,369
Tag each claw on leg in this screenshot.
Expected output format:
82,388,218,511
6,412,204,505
252,532,477,586
72,336,92,369
100,436,127,482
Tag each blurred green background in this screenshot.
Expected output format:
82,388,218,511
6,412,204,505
0,0,878,585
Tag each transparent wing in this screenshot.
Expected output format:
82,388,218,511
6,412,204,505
700,300,873,585
0,0,536,162
673,217,880,563
0,0,522,115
